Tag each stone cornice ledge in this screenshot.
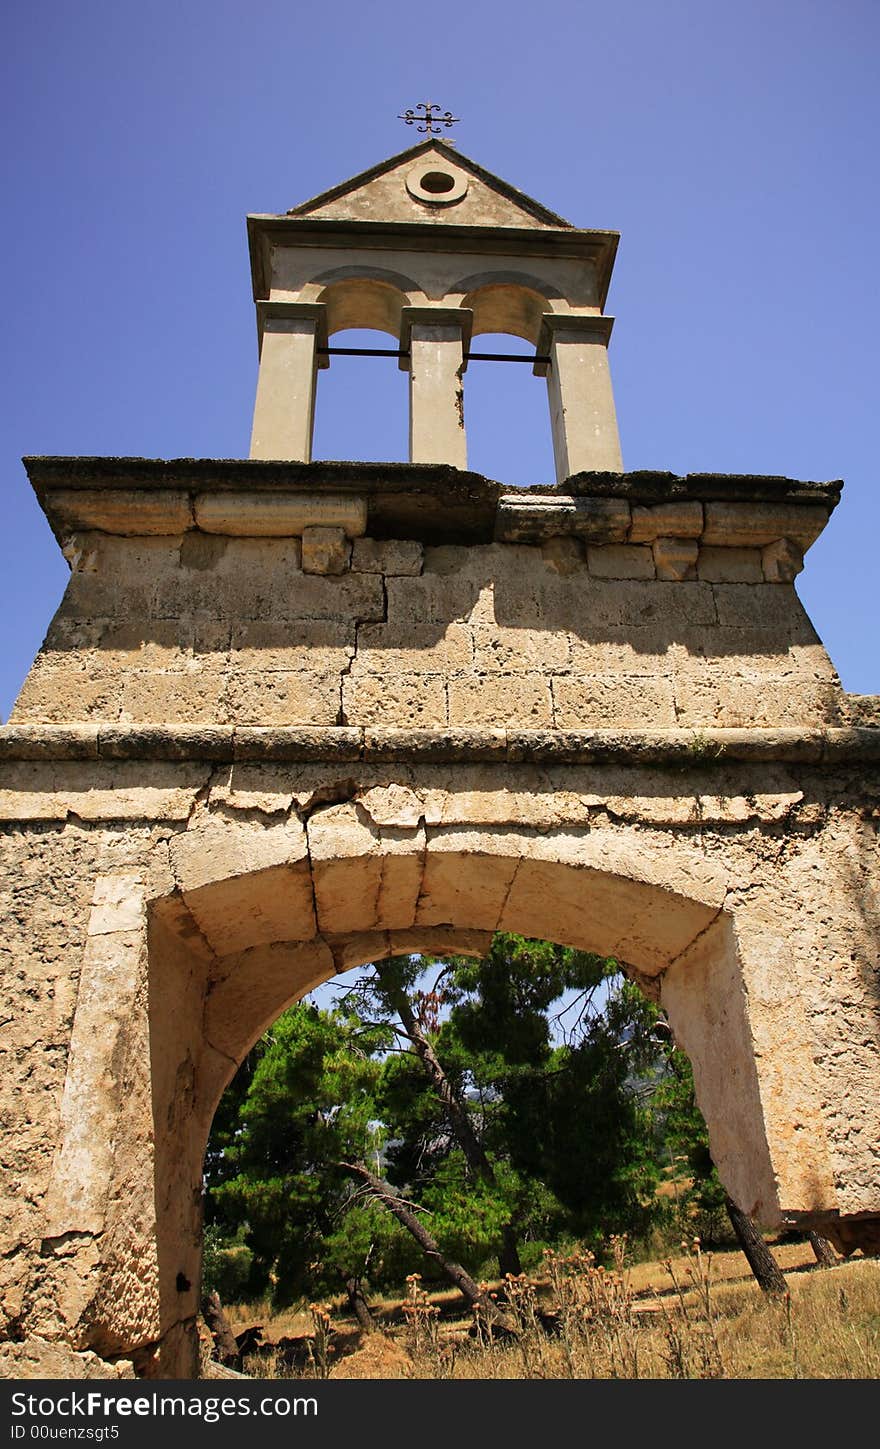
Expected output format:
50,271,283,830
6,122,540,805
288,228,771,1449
1,725,879,767
22,459,843,550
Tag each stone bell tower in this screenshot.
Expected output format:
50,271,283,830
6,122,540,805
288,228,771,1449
247,138,623,479
2,139,880,1380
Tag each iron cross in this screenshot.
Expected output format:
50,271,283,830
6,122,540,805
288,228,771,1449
398,102,460,137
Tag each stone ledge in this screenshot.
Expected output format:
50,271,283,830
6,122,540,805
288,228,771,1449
23,458,842,550
2,724,879,767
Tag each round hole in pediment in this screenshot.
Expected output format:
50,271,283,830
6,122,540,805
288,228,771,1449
405,163,469,207
420,170,456,194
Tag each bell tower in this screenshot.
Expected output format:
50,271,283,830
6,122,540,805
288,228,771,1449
3,134,880,1380
247,140,623,480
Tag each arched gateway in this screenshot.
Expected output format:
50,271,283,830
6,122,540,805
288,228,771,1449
2,141,880,1378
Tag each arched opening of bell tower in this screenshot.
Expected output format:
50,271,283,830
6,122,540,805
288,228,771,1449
312,328,409,465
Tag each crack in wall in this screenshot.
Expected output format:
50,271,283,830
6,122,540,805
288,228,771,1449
494,853,523,934
202,1033,239,1069
339,572,389,725
664,892,730,976
374,821,427,934
302,817,322,943
183,764,229,829
296,779,359,820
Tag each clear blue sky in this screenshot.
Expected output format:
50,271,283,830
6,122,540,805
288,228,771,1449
1,0,878,718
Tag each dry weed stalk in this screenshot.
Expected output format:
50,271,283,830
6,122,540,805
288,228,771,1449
653,1238,724,1378
783,1290,800,1378
471,1281,501,1374
502,1273,549,1377
306,1302,334,1379
542,1234,640,1377
402,1274,442,1361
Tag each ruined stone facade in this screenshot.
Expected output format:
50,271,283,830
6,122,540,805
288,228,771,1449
2,143,879,1378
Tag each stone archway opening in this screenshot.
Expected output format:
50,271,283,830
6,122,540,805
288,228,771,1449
312,327,409,464
463,331,556,485
99,818,784,1376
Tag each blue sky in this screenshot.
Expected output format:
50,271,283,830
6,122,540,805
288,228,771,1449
1,0,878,717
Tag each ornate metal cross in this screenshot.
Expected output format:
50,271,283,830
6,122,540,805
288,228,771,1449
398,102,460,137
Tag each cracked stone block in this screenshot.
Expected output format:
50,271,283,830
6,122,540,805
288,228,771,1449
541,536,584,575
351,538,423,575
697,546,763,583
586,544,656,580
301,526,351,576
762,538,804,582
302,527,350,576
652,537,699,581
630,501,703,542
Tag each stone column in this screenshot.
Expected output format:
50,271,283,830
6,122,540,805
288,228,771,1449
534,313,623,481
400,306,472,468
249,300,328,461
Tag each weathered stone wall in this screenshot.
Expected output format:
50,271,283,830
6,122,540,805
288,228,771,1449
2,745,879,1374
10,466,844,735
2,460,878,1377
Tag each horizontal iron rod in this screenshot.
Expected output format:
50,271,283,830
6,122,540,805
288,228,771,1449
466,352,550,364
318,347,551,364
318,346,409,357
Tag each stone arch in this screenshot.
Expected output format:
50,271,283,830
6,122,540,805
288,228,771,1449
71,807,805,1374
455,271,564,343
309,267,422,338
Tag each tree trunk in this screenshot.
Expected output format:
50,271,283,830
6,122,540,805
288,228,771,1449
808,1230,839,1268
341,1160,516,1331
201,1289,240,1367
725,1195,788,1296
375,963,523,1277
343,1275,376,1332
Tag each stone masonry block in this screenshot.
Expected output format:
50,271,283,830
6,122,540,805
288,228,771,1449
697,547,764,583
120,672,228,725
301,526,351,576
343,673,448,727
353,621,473,673
194,492,367,537
702,501,828,550
541,537,584,575
586,544,656,580
496,496,630,543
158,541,383,623
385,573,492,627
568,629,670,675
230,619,355,673
553,675,677,728
10,668,123,725
351,538,423,575
94,621,193,671
711,582,803,630
89,874,144,936
471,624,570,673
653,538,699,581
571,577,718,629
674,674,843,728
262,572,385,624
448,675,553,728
762,538,804,583
225,671,340,726
52,489,193,536
630,501,703,542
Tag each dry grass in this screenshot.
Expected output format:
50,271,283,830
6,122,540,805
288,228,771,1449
225,1296,313,1340
220,1243,880,1380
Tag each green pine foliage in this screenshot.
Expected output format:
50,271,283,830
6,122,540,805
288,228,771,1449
652,1045,729,1242
204,1003,416,1303
202,934,711,1306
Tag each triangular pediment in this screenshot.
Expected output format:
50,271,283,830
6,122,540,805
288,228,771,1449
286,141,573,230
